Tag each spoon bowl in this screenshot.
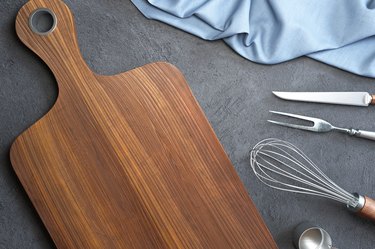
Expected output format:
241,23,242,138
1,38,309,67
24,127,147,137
294,222,336,249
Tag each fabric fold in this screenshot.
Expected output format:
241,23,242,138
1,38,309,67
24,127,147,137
132,0,375,78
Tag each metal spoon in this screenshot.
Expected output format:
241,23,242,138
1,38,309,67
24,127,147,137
293,222,338,249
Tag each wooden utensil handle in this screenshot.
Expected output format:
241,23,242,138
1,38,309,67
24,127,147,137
357,196,375,221
371,95,375,105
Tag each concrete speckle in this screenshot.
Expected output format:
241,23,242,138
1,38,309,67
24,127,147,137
0,0,374,248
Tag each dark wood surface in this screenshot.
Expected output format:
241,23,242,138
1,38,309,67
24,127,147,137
10,0,278,248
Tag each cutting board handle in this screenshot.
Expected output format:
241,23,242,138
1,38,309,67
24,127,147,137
16,0,91,89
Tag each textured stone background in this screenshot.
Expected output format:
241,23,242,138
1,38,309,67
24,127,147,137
1,1,374,248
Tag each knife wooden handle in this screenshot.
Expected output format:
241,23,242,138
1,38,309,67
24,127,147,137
357,196,375,222
371,95,375,105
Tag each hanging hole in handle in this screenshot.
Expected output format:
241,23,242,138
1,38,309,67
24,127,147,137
29,8,57,35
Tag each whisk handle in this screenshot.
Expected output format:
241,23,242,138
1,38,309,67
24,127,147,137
357,196,375,222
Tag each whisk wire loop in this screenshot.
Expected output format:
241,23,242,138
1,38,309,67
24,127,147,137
254,154,351,204
256,150,352,201
250,138,358,207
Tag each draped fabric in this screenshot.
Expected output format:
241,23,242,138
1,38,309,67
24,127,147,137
131,0,375,78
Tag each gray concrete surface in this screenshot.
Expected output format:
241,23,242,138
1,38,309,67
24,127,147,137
1,1,374,248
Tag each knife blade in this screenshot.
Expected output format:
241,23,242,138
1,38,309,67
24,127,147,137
272,91,375,107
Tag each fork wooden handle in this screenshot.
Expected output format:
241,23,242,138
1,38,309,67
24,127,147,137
371,95,375,105
357,196,375,222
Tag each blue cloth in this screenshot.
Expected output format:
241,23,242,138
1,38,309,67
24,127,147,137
131,0,375,78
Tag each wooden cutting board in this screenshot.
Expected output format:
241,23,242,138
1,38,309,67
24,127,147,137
10,0,278,248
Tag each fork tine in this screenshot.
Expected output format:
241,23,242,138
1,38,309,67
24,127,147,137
267,120,316,132
269,110,318,122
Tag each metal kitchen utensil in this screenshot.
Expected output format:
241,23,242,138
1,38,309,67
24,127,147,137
273,91,375,107
268,110,375,141
249,138,375,221
293,222,338,249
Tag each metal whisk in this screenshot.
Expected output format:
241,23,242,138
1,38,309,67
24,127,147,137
249,138,375,221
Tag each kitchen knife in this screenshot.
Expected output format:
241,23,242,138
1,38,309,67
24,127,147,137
273,91,375,107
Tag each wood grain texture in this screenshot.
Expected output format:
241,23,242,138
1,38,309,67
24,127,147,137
358,196,375,222
11,0,278,248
